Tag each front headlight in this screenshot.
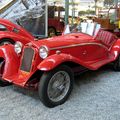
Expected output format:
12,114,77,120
39,46,49,59
14,41,23,54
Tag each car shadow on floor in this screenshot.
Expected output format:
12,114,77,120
12,85,40,100
9,64,116,101
74,64,114,85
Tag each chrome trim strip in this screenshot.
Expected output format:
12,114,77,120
50,43,108,51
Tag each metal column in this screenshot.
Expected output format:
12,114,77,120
65,0,69,25
71,0,74,26
114,0,118,21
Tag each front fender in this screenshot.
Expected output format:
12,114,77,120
0,45,20,78
37,54,73,71
37,53,91,71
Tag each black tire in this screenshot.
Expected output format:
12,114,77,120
113,55,120,71
0,60,12,87
38,65,74,108
48,27,56,37
0,39,15,46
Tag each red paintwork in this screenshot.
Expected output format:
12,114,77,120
0,29,120,88
0,18,34,44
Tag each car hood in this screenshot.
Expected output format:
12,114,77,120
30,33,94,49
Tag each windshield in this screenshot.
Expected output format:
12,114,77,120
64,23,101,36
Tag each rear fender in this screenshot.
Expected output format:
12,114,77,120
0,18,34,40
0,45,20,78
110,39,120,59
37,53,90,71
0,31,33,44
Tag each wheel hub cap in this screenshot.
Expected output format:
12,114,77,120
47,71,70,102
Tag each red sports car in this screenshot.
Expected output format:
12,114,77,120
0,24,119,108
0,19,34,45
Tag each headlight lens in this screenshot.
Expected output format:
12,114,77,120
39,46,49,59
14,41,23,54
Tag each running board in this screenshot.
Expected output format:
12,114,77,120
89,53,115,70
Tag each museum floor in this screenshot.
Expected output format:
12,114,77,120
0,65,120,120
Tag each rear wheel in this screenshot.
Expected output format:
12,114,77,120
38,65,74,107
0,39,15,46
113,55,120,71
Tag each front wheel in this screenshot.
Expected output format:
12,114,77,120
38,65,74,108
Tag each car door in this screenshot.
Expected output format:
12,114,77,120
77,41,109,63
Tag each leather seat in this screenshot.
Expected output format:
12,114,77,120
94,29,117,47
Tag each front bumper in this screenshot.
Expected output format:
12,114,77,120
3,71,32,87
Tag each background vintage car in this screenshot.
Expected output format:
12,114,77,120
0,19,34,45
0,23,120,108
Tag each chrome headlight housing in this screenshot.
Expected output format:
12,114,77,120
14,41,23,54
39,46,49,59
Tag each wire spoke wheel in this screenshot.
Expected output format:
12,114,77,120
39,65,74,107
47,71,70,102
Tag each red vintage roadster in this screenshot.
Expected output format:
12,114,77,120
0,23,119,107
0,19,34,45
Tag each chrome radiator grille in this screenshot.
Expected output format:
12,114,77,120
20,47,34,72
